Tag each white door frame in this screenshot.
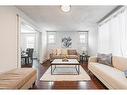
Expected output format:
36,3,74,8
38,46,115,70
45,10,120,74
17,14,21,68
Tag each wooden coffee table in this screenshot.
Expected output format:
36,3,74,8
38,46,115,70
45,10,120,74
51,59,80,75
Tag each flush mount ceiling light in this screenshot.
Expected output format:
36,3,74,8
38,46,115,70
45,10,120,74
61,5,71,12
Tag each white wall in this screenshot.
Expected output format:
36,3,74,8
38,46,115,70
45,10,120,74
47,25,98,56
88,24,98,56
39,30,48,63
0,7,18,73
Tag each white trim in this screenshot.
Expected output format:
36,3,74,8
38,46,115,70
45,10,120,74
17,14,21,68
16,7,41,32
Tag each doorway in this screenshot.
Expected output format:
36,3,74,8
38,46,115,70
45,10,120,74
20,21,40,68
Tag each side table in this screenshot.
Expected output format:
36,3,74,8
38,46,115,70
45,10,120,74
80,55,90,63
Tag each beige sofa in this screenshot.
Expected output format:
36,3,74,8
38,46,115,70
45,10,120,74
88,56,127,89
0,68,37,89
50,49,80,61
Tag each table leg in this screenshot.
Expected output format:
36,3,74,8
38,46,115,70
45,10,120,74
25,58,27,65
53,65,57,73
51,65,57,75
51,65,52,75
75,65,80,75
78,65,80,75
75,65,77,72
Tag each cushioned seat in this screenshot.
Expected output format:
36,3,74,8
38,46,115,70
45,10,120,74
52,55,64,59
67,55,78,59
0,68,37,89
89,62,127,89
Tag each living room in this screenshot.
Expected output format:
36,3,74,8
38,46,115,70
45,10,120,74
0,0,127,93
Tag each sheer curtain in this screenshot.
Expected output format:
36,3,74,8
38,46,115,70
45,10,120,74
110,13,121,56
120,9,127,56
98,20,110,53
98,7,127,57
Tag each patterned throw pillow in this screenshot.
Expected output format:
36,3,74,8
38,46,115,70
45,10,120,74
124,70,127,78
97,53,112,67
56,49,62,55
52,49,57,55
61,49,68,55
68,49,77,55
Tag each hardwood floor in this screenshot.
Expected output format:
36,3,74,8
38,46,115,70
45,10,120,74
29,60,107,89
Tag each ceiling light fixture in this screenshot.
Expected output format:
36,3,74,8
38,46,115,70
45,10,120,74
61,5,71,12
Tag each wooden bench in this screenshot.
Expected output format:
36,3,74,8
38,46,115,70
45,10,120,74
0,68,37,89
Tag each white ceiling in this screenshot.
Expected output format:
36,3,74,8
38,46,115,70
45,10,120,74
18,6,116,31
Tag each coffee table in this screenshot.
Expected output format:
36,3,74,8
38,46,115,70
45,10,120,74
51,59,80,75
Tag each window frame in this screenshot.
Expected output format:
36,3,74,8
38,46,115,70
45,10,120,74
47,32,56,44
79,31,88,44
26,36,35,48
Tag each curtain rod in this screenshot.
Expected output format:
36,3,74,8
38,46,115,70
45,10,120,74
97,5,124,25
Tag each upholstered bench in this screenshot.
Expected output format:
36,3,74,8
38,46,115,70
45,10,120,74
0,68,37,89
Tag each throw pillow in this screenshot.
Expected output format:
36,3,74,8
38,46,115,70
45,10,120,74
124,70,127,78
97,53,112,67
61,49,68,55
52,49,57,55
56,48,62,55
68,49,77,55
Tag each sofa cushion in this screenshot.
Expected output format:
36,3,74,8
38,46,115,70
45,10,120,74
52,55,64,59
89,62,127,89
56,49,62,55
68,49,77,55
67,55,78,59
113,56,127,71
97,53,112,67
61,49,68,55
52,49,57,55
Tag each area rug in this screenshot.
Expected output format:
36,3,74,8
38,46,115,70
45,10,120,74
40,65,91,81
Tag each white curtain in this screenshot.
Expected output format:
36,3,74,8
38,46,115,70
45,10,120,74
120,9,127,56
98,20,111,53
98,7,127,57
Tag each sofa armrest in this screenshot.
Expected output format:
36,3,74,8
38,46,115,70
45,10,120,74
77,53,80,57
88,56,97,63
75,53,80,61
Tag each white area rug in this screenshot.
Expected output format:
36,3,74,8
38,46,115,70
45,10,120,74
40,65,91,81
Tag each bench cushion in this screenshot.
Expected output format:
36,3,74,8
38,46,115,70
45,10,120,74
0,68,36,89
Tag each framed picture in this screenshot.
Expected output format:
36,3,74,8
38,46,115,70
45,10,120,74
61,36,72,48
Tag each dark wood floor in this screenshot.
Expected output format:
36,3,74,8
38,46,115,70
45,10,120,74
25,60,107,89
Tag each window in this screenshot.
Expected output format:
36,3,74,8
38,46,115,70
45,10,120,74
79,32,88,44
26,36,35,48
48,35,55,43
48,32,56,43
80,34,86,43
98,7,127,56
